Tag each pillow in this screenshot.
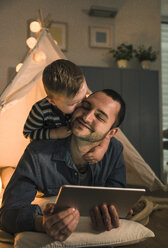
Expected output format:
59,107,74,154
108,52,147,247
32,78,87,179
14,217,154,248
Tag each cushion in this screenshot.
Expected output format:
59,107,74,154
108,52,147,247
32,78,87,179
14,217,154,248
0,196,154,247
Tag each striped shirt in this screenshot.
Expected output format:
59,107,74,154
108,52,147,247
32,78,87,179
23,97,72,140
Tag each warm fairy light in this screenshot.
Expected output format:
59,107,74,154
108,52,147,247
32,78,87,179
30,21,41,33
26,37,37,49
16,63,23,72
33,50,46,63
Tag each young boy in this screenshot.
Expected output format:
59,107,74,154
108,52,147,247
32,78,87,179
23,59,109,164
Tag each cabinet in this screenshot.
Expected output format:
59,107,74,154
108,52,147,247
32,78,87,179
80,66,161,179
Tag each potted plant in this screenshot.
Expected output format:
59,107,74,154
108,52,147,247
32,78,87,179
134,45,157,69
110,43,133,68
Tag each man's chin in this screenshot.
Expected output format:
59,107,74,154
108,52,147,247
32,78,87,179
72,126,90,137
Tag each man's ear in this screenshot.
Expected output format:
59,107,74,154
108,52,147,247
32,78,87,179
108,127,119,138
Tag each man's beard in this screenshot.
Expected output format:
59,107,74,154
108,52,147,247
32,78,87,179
71,116,109,142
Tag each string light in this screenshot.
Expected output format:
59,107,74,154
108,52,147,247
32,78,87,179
33,50,46,63
26,37,37,49
16,63,23,72
30,21,41,33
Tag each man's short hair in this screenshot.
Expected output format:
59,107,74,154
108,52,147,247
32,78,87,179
42,59,85,97
101,89,126,128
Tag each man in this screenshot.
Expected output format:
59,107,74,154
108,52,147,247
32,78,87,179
0,89,126,241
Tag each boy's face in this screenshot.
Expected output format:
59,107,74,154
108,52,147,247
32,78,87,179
46,80,88,114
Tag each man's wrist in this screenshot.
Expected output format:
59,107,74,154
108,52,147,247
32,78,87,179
34,215,45,232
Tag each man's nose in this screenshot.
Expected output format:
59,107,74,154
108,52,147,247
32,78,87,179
83,110,94,122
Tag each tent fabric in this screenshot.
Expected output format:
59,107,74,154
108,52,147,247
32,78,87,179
0,29,167,192
0,29,65,109
0,29,64,167
115,129,168,191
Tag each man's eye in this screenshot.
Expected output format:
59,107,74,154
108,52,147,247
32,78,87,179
95,114,104,121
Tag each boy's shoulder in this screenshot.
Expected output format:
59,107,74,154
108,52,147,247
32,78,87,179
34,97,48,106
33,97,51,109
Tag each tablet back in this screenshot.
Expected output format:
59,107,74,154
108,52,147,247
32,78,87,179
55,185,145,218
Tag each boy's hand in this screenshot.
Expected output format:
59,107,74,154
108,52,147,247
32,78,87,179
50,126,72,139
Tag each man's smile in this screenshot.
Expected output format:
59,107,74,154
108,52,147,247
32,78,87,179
75,117,94,132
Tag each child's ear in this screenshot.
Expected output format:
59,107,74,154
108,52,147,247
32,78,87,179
108,128,119,138
46,97,55,106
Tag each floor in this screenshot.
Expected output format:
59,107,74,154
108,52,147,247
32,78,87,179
118,208,168,248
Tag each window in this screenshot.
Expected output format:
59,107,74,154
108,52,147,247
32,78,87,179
161,22,168,182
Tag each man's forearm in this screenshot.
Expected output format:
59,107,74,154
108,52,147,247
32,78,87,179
0,204,42,234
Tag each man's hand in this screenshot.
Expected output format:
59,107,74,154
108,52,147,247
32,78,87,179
42,203,80,241
83,137,110,164
83,146,104,164
50,126,72,139
90,203,119,232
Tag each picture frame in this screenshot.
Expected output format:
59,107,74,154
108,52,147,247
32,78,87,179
49,22,67,51
89,26,112,48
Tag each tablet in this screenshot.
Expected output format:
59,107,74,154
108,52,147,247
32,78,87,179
55,185,145,218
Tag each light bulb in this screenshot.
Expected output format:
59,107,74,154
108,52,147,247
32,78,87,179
26,37,37,49
33,50,46,63
16,63,23,72
30,21,41,33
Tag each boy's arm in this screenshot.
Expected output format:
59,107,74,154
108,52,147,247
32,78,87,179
23,103,47,140
83,137,110,164
50,126,72,139
23,103,71,140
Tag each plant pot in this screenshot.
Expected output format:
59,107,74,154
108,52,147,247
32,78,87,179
141,60,150,70
117,59,128,68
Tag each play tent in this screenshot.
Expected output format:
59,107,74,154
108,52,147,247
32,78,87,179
0,29,167,192
0,29,65,167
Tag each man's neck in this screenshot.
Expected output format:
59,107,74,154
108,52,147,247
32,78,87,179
70,135,100,169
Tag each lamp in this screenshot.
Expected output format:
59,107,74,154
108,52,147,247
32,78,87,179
89,6,118,18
